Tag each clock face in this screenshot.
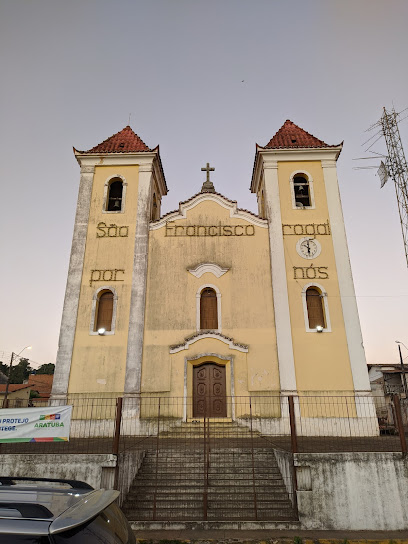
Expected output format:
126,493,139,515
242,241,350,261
296,237,321,259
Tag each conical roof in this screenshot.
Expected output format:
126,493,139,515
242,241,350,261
264,120,332,149
76,126,151,153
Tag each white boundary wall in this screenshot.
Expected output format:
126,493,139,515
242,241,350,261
296,452,408,530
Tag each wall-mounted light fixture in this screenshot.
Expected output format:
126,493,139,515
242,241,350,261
97,328,106,336
316,325,324,333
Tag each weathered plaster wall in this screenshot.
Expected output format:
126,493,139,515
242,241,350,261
143,197,278,398
278,160,354,393
296,452,408,530
68,165,139,395
0,454,117,491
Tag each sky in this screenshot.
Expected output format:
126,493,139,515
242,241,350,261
0,0,407,369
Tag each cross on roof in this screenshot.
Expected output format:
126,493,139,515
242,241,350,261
200,162,215,193
201,162,215,183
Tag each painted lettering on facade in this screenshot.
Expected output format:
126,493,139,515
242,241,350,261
282,220,331,236
96,222,129,238
89,269,125,286
293,265,329,280
165,221,255,237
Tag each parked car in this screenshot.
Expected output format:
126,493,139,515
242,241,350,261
0,477,135,543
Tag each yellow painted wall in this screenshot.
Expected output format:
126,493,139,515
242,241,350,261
278,161,354,393
141,199,279,404
68,165,140,395
0,388,31,407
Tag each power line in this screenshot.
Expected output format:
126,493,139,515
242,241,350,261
0,352,53,369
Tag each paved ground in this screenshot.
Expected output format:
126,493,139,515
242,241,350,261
135,531,408,542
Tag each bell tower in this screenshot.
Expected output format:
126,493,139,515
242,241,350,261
52,126,167,400
251,120,370,395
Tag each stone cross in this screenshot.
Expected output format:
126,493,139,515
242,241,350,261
201,162,216,193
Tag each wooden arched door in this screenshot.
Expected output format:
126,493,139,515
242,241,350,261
193,363,227,417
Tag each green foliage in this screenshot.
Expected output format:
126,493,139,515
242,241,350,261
35,363,55,375
0,362,9,377
293,537,303,544
0,358,32,384
10,358,32,383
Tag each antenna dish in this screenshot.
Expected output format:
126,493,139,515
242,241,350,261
378,161,389,188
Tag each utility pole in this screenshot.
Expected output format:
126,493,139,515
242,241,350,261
3,352,15,408
2,346,32,408
396,341,408,398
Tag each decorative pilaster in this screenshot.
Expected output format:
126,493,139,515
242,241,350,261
51,165,95,398
321,159,370,392
124,163,153,395
263,158,297,393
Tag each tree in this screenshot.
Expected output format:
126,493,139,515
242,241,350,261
35,363,55,375
0,358,33,383
9,358,32,383
0,362,9,377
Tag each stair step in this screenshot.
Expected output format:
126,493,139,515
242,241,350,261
124,493,291,504
138,466,282,474
130,478,287,488
122,421,297,522
128,484,287,494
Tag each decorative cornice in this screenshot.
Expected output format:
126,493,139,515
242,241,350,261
250,146,343,194
139,164,153,173
321,159,337,169
170,332,249,354
188,263,230,279
151,192,267,230
80,165,95,174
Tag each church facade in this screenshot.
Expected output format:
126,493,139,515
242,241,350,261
51,120,372,424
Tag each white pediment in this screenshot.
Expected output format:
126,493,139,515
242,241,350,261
188,263,229,279
169,332,249,354
150,192,268,230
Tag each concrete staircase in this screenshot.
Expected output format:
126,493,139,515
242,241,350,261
122,421,297,522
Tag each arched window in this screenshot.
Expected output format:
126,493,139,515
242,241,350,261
293,175,311,208
95,290,114,331
200,288,218,330
107,180,123,211
306,287,326,329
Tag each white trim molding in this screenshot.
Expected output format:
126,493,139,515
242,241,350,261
188,263,229,279
52,164,95,398
301,282,332,333
321,159,371,391
289,169,315,210
170,332,248,354
183,353,235,421
262,158,298,394
89,286,118,335
196,283,222,332
150,192,268,230
102,174,128,214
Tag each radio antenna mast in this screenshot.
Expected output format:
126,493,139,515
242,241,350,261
377,107,408,267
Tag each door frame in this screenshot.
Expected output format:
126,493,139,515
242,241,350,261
193,361,227,418
184,353,235,421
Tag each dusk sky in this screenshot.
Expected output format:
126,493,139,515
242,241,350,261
1,0,407,369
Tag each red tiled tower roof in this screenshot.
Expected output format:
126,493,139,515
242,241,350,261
76,126,151,154
264,119,332,149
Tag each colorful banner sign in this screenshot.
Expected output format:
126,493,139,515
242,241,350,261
0,406,72,443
